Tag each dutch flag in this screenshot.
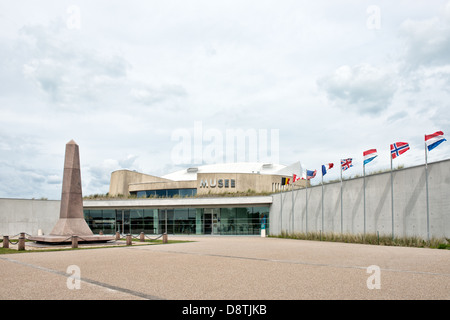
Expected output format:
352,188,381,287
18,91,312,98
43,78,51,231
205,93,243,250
363,149,378,165
425,131,446,152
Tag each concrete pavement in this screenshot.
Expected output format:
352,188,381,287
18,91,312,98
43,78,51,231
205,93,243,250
0,236,449,300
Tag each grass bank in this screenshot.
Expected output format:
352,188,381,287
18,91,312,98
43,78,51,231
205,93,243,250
0,238,192,254
272,231,450,249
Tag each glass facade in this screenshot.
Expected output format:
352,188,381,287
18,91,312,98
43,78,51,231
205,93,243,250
134,188,197,198
84,206,269,235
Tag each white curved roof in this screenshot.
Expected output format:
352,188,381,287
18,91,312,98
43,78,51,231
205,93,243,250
162,162,302,181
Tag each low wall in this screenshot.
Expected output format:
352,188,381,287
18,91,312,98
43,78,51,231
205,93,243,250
0,198,60,236
270,159,450,239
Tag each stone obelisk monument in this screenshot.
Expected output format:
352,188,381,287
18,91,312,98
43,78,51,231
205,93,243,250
50,140,94,236
31,140,113,243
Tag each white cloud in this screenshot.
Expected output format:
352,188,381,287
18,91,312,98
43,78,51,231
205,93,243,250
19,19,132,109
1,1,450,198
399,16,450,69
317,63,397,115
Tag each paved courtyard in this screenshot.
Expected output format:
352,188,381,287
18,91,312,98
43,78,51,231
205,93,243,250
0,236,449,300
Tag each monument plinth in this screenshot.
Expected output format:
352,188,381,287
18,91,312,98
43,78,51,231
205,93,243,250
30,140,114,243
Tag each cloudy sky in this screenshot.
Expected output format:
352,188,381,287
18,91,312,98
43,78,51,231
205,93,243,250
1,1,450,199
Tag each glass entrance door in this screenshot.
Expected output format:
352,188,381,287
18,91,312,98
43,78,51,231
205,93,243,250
204,208,220,234
204,213,212,234
116,209,131,234
212,212,220,234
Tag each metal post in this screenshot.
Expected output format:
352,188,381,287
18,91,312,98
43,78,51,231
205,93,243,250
321,172,324,234
340,165,343,234
305,180,308,234
280,187,283,234
391,155,394,240
291,183,294,234
425,138,430,241
363,164,366,237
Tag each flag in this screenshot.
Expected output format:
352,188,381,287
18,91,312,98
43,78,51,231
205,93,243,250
306,170,317,180
293,174,301,182
341,158,353,171
425,131,446,152
391,142,410,159
363,149,378,165
281,177,290,185
322,163,334,176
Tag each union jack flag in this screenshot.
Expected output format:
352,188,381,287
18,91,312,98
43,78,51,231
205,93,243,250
341,158,353,171
390,142,410,159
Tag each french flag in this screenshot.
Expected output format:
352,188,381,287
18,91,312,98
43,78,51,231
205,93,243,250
322,163,334,176
425,131,446,152
363,149,378,165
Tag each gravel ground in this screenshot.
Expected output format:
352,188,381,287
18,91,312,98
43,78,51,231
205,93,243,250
1,235,449,300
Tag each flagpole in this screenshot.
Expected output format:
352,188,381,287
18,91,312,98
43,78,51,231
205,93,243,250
425,136,430,242
321,167,324,234
291,182,294,234
340,161,343,234
305,178,308,234
390,152,394,241
280,182,283,235
363,162,366,238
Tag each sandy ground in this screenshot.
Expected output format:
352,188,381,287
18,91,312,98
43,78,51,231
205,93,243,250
1,235,449,300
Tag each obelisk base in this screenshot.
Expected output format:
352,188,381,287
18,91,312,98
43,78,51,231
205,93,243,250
49,218,94,236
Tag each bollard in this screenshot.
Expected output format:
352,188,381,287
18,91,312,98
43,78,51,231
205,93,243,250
140,232,145,242
115,231,120,240
99,230,103,235
18,236,25,251
72,235,78,248
126,234,132,246
3,236,9,249
162,233,168,244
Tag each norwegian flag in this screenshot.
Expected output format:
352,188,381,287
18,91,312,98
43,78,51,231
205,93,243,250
391,142,410,159
341,158,353,171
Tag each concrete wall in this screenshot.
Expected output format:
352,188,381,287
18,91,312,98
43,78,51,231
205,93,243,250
0,198,60,236
270,159,450,239
0,197,272,236
109,170,172,196
2,159,449,239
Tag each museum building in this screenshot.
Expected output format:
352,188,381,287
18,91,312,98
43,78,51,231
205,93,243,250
83,162,304,236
